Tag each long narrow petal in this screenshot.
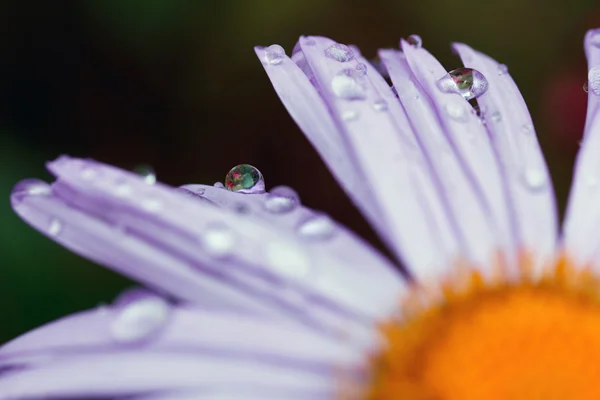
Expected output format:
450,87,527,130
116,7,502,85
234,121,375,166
11,157,404,338
563,29,600,265
452,43,558,268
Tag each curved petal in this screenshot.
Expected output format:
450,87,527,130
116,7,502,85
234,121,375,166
12,157,403,338
563,29,600,266
258,37,465,281
0,298,365,399
452,43,558,270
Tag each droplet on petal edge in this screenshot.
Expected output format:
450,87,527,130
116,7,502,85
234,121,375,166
297,215,335,240
110,297,170,343
133,165,157,185
225,164,265,193
324,43,354,62
11,179,51,203
436,68,488,101
497,64,509,75
588,67,600,95
406,34,422,49
48,218,62,236
264,44,285,65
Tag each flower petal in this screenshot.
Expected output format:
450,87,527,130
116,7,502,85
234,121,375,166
563,29,600,265
12,157,404,337
452,43,558,268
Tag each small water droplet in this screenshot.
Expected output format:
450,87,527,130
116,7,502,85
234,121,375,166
48,218,62,236
298,215,335,240
264,44,285,65
134,165,156,185
267,241,311,278
491,111,502,123
204,224,236,257
110,297,170,343
355,63,367,77
373,99,388,111
436,68,488,101
497,64,509,75
80,167,98,180
445,103,466,121
225,164,265,193
341,110,359,121
263,191,298,214
584,81,589,93
214,182,225,189
407,34,422,49
270,185,300,202
324,43,354,62
331,73,366,100
114,180,132,197
304,38,316,46
522,123,534,133
11,179,51,203
588,67,600,95
591,31,600,48
586,176,598,188
523,168,547,191
141,198,163,212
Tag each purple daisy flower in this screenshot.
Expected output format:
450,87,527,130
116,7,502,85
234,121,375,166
3,30,600,399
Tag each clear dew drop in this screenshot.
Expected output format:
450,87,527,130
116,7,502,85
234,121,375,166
225,164,265,193
80,167,98,180
298,214,335,240
214,182,225,189
406,34,422,49
48,218,62,236
331,72,366,100
491,111,502,123
267,241,311,279
497,64,509,75
324,43,354,62
373,99,388,111
263,190,298,214
203,224,236,257
355,63,367,77
436,68,488,101
11,179,51,202
522,123,534,134
584,81,589,93
110,297,170,343
134,165,156,185
341,110,359,121
445,103,467,121
523,168,547,191
264,44,285,65
588,67,600,95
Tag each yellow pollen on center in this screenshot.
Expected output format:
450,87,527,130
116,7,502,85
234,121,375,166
367,257,600,400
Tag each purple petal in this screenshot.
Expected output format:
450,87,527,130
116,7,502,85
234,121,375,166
258,37,466,280
12,156,404,337
0,298,364,399
450,43,558,267
563,29,600,265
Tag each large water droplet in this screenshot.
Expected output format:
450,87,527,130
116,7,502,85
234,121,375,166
265,44,285,65
264,186,299,214
324,43,354,62
588,67,600,95
204,224,236,257
445,103,467,121
523,168,547,191
407,34,422,49
225,164,265,193
110,297,170,343
436,68,488,101
298,214,335,240
134,165,156,185
331,73,366,100
48,218,62,236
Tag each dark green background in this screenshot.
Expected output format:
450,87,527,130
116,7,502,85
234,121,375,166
0,0,596,343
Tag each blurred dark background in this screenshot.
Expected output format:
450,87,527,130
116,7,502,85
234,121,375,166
0,0,598,343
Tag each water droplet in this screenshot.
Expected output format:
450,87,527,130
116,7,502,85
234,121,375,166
587,176,598,188
436,68,488,101
523,168,547,191
263,192,298,214
373,99,388,111
304,37,316,46
331,73,366,100
522,123,534,133
445,103,466,121
591,31,600,48
341,110,359,121
48,218,62,236
110,297,170,343
134,165,156,185
214,182,225,189
267,241,311,278
225,164,265,193
491,111,502,123
80,167,98,180
298,215,335,240
264,44,285,65
588,67,600,95
324,43,354,62
141,198,163,212
355,63,367,77
11,179,51,203
407,34,422,49
584,81,589,93
270,185,300,202
114,180,132,197
204,224,236,257
497,64,509,75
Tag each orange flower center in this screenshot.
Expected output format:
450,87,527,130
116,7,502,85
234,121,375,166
367,256,600,400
